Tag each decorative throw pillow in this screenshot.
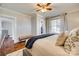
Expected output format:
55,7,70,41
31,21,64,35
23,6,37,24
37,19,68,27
55,32,68,46
64,28,79,54
69,28,79,42
64,37,75,54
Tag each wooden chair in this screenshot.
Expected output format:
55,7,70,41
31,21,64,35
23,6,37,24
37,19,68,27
0,35,14,56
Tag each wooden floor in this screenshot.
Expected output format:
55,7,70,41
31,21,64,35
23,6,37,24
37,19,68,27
14,42,25,52
0,41,25,55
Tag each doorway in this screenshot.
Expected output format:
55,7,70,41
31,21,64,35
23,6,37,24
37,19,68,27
0,16,16,43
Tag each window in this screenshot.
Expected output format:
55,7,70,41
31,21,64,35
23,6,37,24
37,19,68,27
48,18,64,33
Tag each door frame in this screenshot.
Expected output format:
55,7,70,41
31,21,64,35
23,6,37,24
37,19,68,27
0,15,17,43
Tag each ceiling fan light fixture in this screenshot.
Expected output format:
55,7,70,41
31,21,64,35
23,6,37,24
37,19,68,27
35,3,53,12
41,9,47,12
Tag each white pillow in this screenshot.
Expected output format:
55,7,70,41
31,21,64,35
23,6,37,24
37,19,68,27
69,28,79,36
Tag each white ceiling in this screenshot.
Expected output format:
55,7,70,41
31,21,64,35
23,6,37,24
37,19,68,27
0,3,79,17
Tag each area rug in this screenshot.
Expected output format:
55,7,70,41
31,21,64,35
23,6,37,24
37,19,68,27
6,48,25,56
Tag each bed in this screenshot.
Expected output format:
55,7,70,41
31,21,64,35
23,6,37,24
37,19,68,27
24,28,79,56
24,34,70,56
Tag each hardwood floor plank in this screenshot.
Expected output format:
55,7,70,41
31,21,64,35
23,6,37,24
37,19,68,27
0,41,25,55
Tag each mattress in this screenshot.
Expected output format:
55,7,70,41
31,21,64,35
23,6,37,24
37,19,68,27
25,35,69,56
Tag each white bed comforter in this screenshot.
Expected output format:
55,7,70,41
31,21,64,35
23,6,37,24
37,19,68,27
25,35,69,56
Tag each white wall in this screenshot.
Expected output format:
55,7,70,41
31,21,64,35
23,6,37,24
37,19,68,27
16,15,31,38
31,14,37,35
0,7,32,43
67,11,79,32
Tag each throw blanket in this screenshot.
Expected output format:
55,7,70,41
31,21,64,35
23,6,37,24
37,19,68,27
25,34,55,49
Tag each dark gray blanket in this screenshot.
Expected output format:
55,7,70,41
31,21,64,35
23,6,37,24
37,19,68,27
25,34,55,49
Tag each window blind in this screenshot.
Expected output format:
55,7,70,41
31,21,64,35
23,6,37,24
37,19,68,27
46,15,65,34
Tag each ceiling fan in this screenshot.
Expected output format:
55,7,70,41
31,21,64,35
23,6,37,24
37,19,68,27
35,3,53,12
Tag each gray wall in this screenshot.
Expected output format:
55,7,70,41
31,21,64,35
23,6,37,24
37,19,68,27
67,11,79,32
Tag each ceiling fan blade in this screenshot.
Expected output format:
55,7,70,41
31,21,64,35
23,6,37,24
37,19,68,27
37,4,42,7
46,8,52,10
46,3,51,6
36,9,41,11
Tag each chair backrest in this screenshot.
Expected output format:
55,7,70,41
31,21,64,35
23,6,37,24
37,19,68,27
0,34,6,48
0,34,10,48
